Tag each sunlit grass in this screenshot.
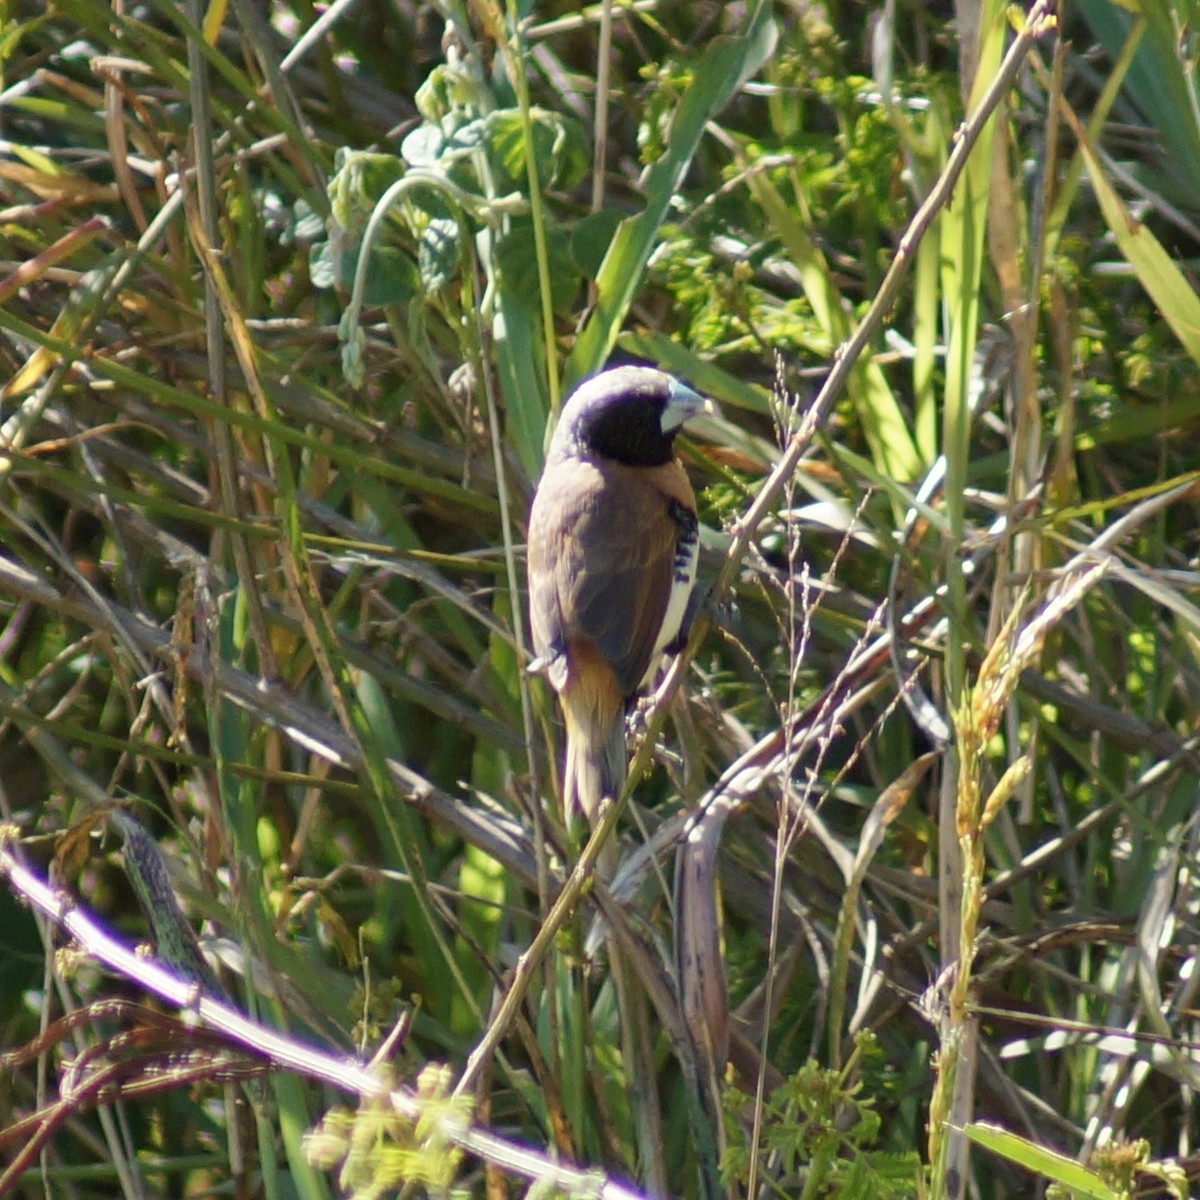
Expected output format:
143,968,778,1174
1,3,1200,1199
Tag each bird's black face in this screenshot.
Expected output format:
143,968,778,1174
552,366,708,468
575,388,673,466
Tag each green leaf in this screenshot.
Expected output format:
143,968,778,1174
569,209,623,280
400,122,446,168
1078,126,1200,368
418,215,460,291
565,2,779,387
486,108,588,191
311,239,420,306
965,1123,1120,1200
745,164,920,481
328,149,406,231
492,284,549,480
495,216,579,315
1076,0,1200,202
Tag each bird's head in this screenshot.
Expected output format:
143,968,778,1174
548,366,713,468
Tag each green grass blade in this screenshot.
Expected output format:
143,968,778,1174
566,3,778,387
965,1122,1119,1200
1075,115,1200,367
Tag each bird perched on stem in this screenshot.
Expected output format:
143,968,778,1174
527,366,712,823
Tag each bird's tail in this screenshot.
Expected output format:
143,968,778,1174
562,695,626,825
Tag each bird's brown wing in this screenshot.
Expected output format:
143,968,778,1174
528,458,679,702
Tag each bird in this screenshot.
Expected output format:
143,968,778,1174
527,365,712,823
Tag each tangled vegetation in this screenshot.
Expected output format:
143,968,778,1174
2,1,1200,1198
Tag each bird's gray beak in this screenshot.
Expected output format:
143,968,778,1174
661,381,716,433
